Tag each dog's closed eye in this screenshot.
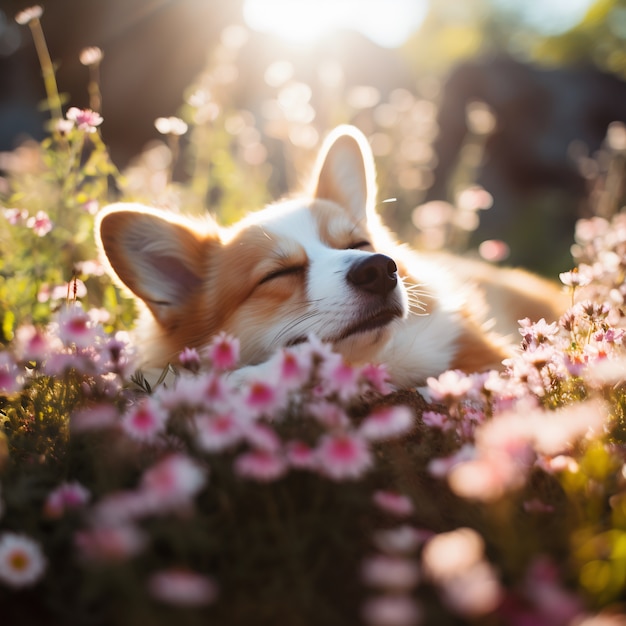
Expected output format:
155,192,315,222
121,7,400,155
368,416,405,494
259,265,306,285
348,240,372,250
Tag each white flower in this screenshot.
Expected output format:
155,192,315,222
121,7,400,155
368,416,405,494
0,533,46,588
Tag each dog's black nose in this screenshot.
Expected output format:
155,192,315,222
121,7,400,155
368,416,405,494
347,254,398,296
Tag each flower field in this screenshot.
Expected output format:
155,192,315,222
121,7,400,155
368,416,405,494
2,6,626,626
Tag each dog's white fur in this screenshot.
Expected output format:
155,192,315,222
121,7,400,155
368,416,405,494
96,125,566,387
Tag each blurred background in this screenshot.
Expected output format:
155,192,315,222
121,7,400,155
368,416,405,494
2,0,626,275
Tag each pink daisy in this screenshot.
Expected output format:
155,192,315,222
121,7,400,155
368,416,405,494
286,440,317,470
205,332,239,370
75,524,146,563
14,324,53,361
56,304,99,349
140,454,207,507
315,432,372,480
360,362,393,394
148,569,218,607
422,410,453,431
275,347,312,388
319,353,361,400
121,397,168,443
308,400,350,430
66,107,103,133
243,421,281,452
426,369,474,403
179,347,201,373
243,379,285,417
0,533,46,588
26,210,53,236
44,481,90,518
372,491,415,517
3,207,28,225
194,412,242,452
234,449,287,482
360,406,414,441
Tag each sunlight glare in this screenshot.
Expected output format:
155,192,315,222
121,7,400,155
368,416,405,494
243,0,428,48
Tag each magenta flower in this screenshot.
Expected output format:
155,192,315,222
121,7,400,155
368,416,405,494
148,569,218,607
320,354,361,400
26,210,53,236
315,432,372,480
44,482,90,518
56,304,99,349
205,331,239,370
195,412,242,452
179,347,201,373
243,379,285,417
243,422,281,452
360,362,392,394
234,449,287,482
14,324,53,361
66,107,103,133
286,440,317,470
121,397,168,443
360,406,414,441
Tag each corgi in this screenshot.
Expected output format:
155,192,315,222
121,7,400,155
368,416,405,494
96,125,567,388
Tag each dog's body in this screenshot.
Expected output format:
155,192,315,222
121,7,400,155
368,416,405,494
97,126,566,387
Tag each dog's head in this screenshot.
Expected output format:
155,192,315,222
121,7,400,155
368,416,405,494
96,125,408,367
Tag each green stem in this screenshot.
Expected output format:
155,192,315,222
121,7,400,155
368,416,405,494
28,17,63,123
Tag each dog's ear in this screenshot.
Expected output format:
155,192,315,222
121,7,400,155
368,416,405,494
96,203,218,326
311,125,377,221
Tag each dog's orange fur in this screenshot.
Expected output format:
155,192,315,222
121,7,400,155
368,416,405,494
96,125,567,387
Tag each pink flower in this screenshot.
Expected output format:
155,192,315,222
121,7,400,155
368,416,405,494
26,210,53,236
179,347,201,373
362,595,421,626
0,533,46,588
361,555,420,589
234,449,287,482
0,353,22,394
286,440,317,470
66,107,103,132
71,403,119,432
243,379,285,417
44,481,90,518
422,410,452,431
148,569,218,607
205,331,239,370
56,304,99,349
195,412,242,452
75,524,146,562
121,397,168,442
428,444,475,479
315,432,372,480
372,491,414,517
360,406,413,441
308,400,350,429
243,422,281,452
361,362,393,394
14,324,53,361
275,347,312,388
3,207,28,225
139,454,207,513
426,370,474,403
320,354,361,400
